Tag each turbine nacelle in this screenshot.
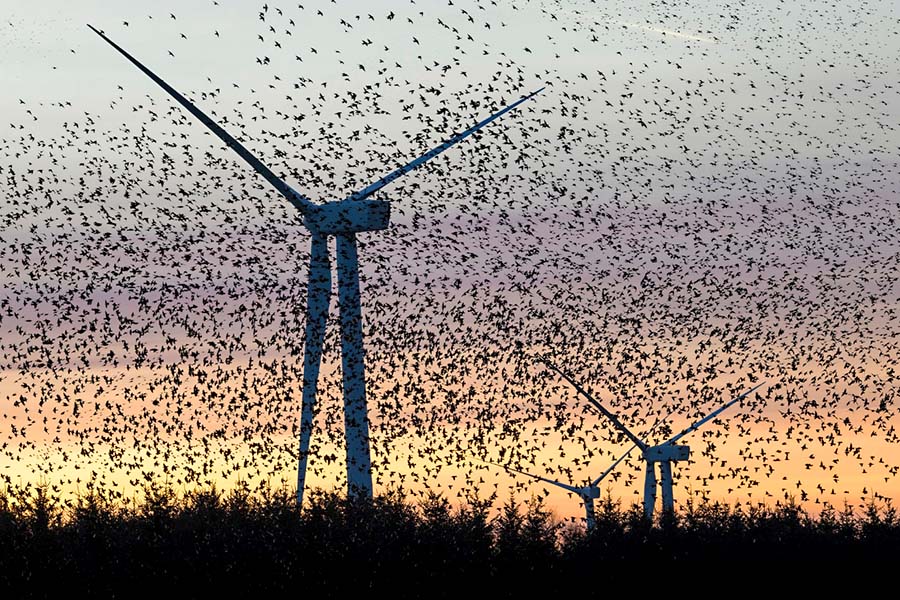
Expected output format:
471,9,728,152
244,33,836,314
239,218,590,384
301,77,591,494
580,486,602,499
304,199,391,235
643,444,690,463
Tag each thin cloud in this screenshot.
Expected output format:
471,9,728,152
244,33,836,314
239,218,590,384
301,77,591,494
616,21,719,44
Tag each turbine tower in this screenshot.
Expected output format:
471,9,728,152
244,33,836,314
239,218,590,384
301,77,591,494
88,25,543,504
540,357,763,520
486,445,636,532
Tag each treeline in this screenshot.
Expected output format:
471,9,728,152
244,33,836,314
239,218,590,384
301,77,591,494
1,483,897,596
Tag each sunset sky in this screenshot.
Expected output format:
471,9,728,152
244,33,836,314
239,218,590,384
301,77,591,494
2,0,899,523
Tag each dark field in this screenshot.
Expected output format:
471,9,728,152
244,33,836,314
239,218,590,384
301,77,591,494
1,484,897,596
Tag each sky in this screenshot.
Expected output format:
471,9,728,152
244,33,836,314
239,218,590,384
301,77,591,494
1,0,899,523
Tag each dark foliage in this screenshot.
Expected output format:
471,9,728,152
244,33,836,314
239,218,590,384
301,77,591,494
0,485,897,597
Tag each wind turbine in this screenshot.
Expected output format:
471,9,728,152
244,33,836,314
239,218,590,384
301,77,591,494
540,357,764,520
486,445,636,532
87,24,543,504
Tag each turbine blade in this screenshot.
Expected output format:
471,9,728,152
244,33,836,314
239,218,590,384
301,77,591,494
590,442,638,487
484,460,581,495
296,234,331,505
663,382,766,446
347,87,543,201
641,400,679,443
87,24,314,214
540,357,648,451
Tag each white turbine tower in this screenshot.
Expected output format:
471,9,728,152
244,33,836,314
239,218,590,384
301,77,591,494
487,446,636,532
88,25,543,504
540,358,763,520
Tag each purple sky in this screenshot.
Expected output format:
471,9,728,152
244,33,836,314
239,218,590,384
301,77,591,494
1,0,899,518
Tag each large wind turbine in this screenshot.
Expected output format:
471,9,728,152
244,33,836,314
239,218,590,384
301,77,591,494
88,25,543,504
487,445,636,532
540,357,763,520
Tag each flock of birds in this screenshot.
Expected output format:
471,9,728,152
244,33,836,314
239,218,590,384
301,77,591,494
1,0,898,519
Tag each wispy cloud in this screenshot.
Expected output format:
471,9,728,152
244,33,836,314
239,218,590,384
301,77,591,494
616,21,718,44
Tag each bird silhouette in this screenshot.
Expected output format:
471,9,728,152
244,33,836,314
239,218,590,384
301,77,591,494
0,0,896,523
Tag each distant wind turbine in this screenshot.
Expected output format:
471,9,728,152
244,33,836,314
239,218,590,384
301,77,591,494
540,357,764,519
88,24,543,504
486,444,636,532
